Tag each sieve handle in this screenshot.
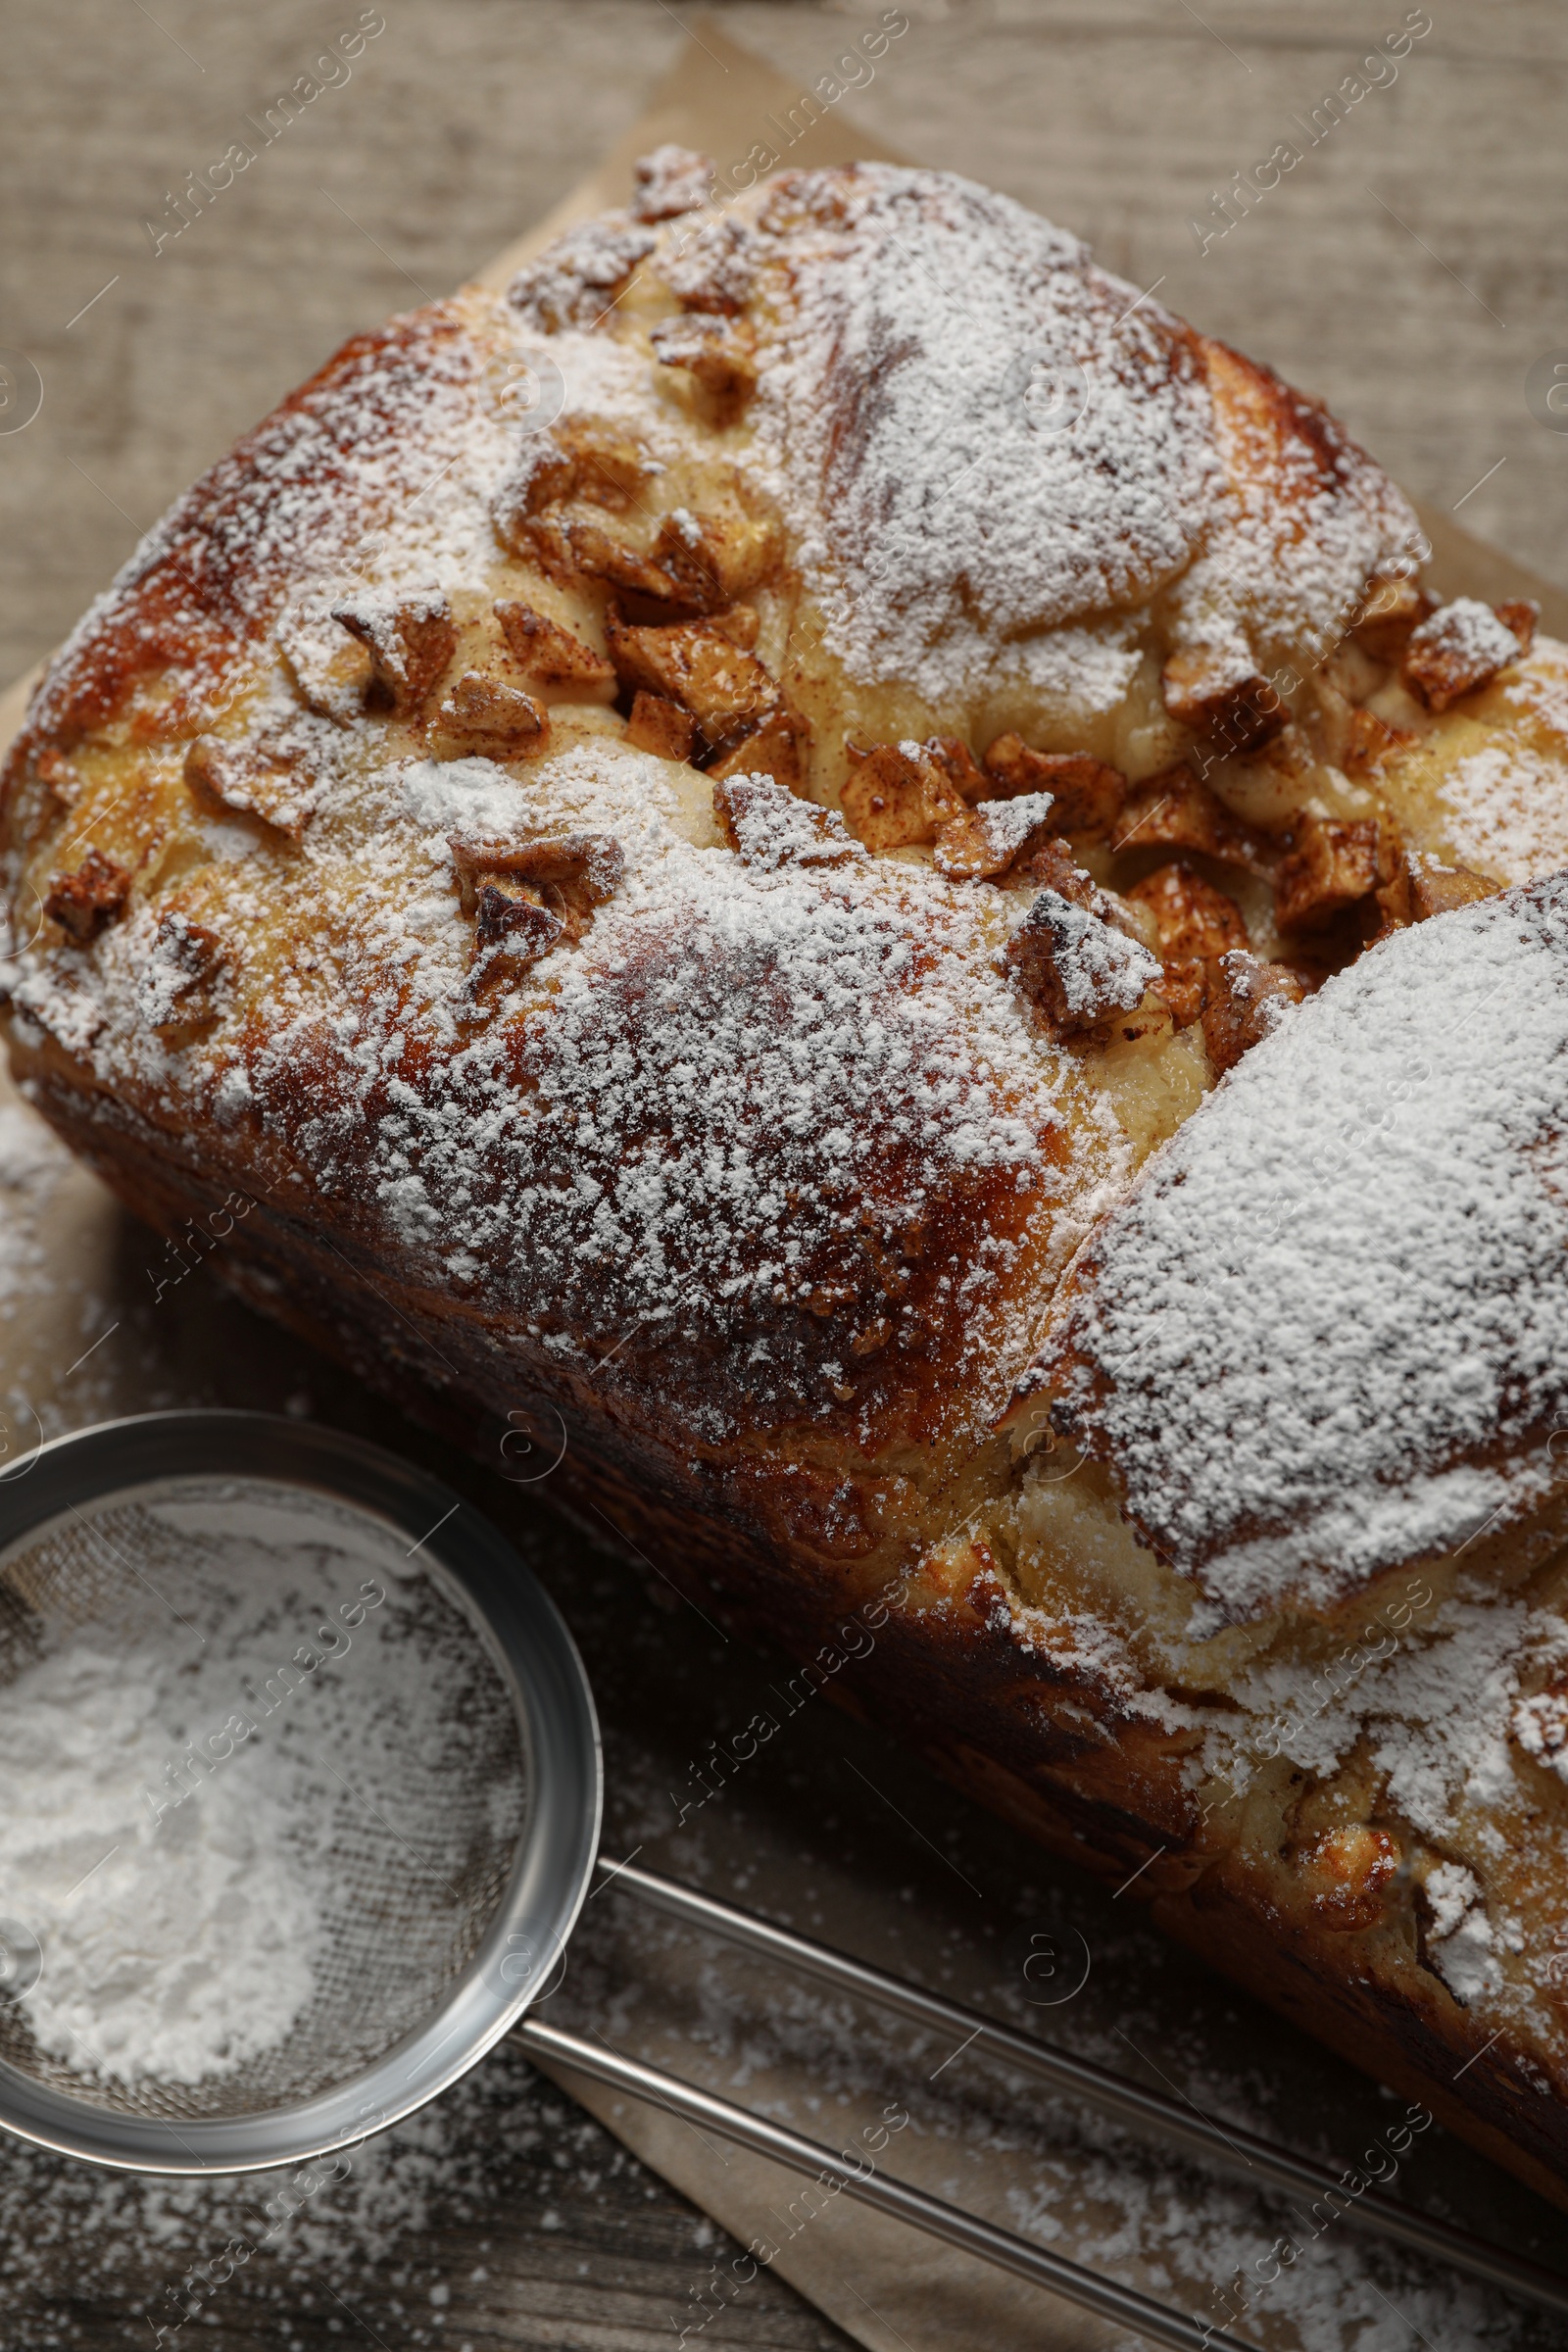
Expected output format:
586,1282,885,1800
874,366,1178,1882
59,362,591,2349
514,2014,1245,2352
599,1856,1568,2325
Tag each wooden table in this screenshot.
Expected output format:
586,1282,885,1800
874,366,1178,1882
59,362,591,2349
2,6,1566,2344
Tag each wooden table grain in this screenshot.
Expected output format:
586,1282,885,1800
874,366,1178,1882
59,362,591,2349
2,6,1566,2345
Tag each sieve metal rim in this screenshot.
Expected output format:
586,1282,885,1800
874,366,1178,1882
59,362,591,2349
0,1408,603,2176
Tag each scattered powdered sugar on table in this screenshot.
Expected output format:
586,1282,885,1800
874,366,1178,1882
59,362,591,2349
1049,873,1568,1621
0,1098,70,1321
0,2038,637,2349
573,1889,1550,2352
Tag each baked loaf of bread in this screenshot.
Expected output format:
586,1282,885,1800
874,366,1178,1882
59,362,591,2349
7,152,1568,2199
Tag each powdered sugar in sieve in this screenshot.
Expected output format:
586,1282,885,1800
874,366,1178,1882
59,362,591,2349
0,1475,527,2121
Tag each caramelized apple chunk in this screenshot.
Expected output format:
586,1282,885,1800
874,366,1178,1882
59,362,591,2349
143,910,228,1037
1161,646,1285,755
1006,890,1161,1037
1340,708,1414,781
933,793,1058,882
547,419,652,512
632,144,715,222
1298,1825,1400,1932
450,830,623,952
1200,948,1304,1073
472,888,564,969
706,706,808,792
922,736,989,803
1351,576,1433,664
524,515,678,601
1127,860,1248,1029
606,612,778,741
185,736,318,842
663,213,758,315
1401,597,1537,711
44,848,129,942
626,691,698,762
507,219,658,332
330,589,457,715
981,735,1126,833
713,775,863,870
841,740,968,851
1274,812,1382,933
1113,761,1274,874
494,602,614,692
650,507,778,608
1406,856,1502,920
435,673,546,751
650,318,759,417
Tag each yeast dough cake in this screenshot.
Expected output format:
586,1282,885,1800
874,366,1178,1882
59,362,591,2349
7,152,1568,2198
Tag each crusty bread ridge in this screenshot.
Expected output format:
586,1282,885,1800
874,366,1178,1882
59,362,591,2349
7,152,1568,2200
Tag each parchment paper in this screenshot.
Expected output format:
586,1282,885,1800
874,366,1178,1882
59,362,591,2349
1,24,1565,2351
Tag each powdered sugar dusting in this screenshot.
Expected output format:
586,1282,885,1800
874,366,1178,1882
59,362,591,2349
24,304,511,751
718,775,867,871
1428,738,1568,884
750,167,1215,708
509,216,659,332
1169,349,1422,679
1409,596,1522,680
255,739,1105,1444
1025,888,1160,1017
1049,874,1568,1621
946,792,1056,868
1223,1575,1565,1854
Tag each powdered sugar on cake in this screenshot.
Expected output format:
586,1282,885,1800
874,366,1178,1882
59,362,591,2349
743,165,1418,710
1431,739,1568,884
1409,596,1522,681
25,307,497,747
1167,350,1422,678
1048,875,1568,1623
748,168,1217,709
8,150,1568,2135
241,742,1125,1445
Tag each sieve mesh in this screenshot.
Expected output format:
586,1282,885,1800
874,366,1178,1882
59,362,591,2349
0,1475,529,2126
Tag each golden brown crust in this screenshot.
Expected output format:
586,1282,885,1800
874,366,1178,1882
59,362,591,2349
24,308,482,756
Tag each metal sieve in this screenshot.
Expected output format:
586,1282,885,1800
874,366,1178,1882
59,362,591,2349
0,1412,1560,2352
0,1411,599,2176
